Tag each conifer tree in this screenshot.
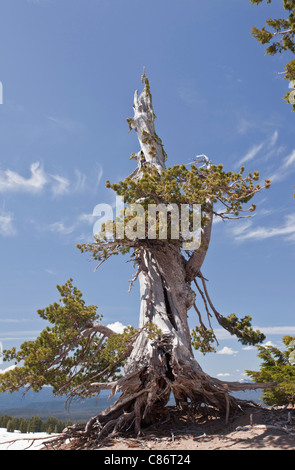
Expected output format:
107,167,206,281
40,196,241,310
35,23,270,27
0,74,275,447
250,0,295,110
6,418,17,433
246,336,295,405
19,418,28,434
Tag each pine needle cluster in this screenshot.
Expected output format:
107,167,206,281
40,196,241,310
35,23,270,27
0,280,136,400
246,336,295,405
251,0,295,110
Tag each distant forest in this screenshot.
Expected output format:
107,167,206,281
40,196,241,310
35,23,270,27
0,414,72,434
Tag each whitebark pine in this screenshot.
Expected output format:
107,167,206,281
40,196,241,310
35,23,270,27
55,74,274,447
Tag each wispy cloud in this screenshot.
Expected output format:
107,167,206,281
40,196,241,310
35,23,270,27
48,212,95,236
50,174,70,197
74,170,87,192
284,149,295,168
45,268,56,275
233,213,295,243
0,329,41,342
237,143,264,167
0,209,17,237
268,149,295,183
230,219,253,238
215,325,295,341
94,165,103,193
237,130,279,167
269,130,279,148
258,326,295,336
0,162,89,197
49,221,76,236
0,162,47,194
48,116,83,134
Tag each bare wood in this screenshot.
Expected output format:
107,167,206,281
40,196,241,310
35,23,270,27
44,75,277,449
127,71,167,176
84,320,117,337
89,381,117,391
185,209,213,282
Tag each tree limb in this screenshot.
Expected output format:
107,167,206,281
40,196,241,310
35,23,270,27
127,71,167,175
185,209,213,282
84,320,117,337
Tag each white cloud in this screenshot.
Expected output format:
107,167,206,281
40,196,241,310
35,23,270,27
0,162,89,197
77,213,95,224
237,143,264,167
45,268,56,275
50,174,70,197
0,162,47,193
283,149,295,168
0,209,17,237
214,328,231,340
268,149,295,183
237,130,279,168
74,170,87,192
217,346,238,355
94,166,103,193
234,213,295,243
0,365,16,374
230,219,253,238
48,212,95,236
216,372,231,377
258,326,295,336
106,321,128,334
215,325,295,342
269,130,279,148
263,340,277,347
49,221,76,235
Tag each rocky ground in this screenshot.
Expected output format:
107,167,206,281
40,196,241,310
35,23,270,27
59,403,295,451
1,403,294,450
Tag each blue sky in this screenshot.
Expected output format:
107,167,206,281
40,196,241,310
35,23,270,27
0,0,294,384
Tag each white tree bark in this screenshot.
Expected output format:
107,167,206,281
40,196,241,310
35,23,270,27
127,72,167,178
70,75,275,443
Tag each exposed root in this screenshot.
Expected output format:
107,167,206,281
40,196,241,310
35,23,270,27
43,355,275,450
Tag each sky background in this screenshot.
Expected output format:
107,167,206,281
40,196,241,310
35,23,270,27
0,0,294,387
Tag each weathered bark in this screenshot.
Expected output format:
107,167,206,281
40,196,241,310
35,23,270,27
94,244,272,438
51,74,275,448
72,74,274,441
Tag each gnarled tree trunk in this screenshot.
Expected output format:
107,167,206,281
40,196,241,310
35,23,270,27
56,74,274,448
77,74,273,442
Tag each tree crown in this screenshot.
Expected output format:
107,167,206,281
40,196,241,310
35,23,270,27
251,0,295,110
246,336,295,405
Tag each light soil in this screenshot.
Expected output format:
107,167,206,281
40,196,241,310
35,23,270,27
60,405,295,451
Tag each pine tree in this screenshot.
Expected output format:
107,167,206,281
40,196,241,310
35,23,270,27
0,414,10,428
28,416,43,433
246,336,295,405
0,74,275,447
250,0,295,110
19,418,28,434
6,417,17,433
